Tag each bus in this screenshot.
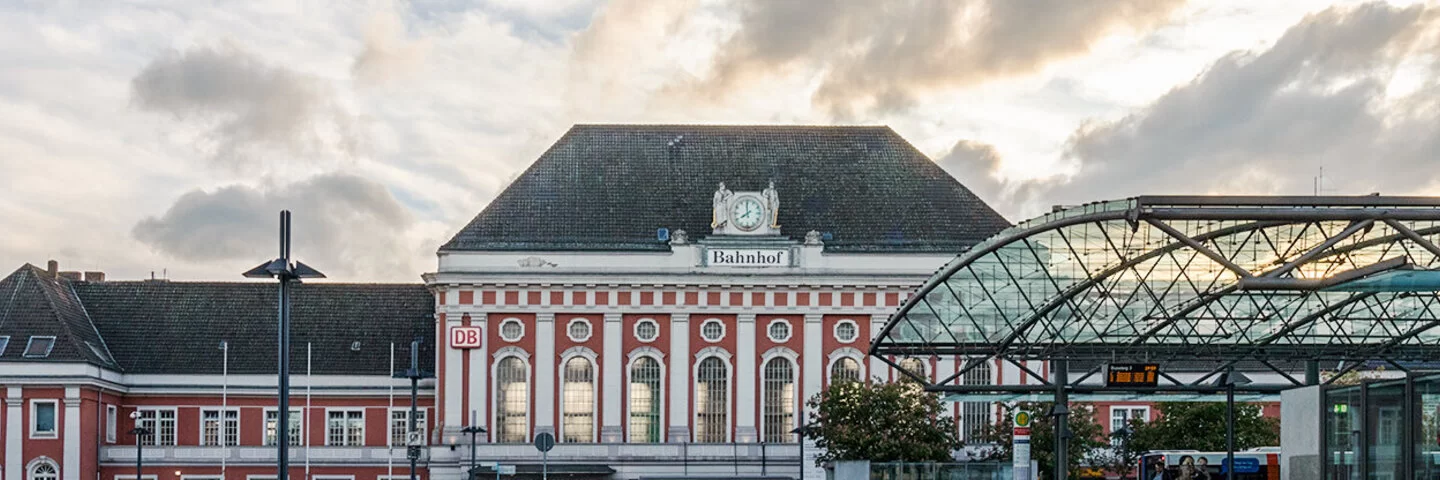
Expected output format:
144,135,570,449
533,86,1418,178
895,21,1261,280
1138,450,1279,480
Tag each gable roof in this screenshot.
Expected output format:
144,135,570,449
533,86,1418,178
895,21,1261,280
0,265,116,367
72,281,434,375
442,125,1012,253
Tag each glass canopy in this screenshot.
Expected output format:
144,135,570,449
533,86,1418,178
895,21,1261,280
872,196,1440,370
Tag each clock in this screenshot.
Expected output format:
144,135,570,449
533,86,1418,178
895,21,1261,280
731,197,765,231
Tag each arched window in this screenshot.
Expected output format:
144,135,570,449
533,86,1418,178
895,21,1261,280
830,357,861,384
961,360,993,442
695,357,729,443
29,460,58,480
561,356,596,442
899,358,927,381
762,357,796,443
496,356,528,443
629,356,663,443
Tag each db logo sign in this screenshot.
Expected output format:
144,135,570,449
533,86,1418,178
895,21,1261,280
450,327,483,349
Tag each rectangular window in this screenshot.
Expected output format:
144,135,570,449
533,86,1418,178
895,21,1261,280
136,408,177,446
106,405,118,442
263,408,303,446
326,410,364,446
0,335,9,355
31,400,58,437
389,408,428,446
200,408,239,446
1109,406,1149,445
24,336,56,358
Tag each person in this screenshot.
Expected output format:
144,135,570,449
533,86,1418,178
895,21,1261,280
1151,460,1168,480
1194,457,1212,480
1177,456,1196,480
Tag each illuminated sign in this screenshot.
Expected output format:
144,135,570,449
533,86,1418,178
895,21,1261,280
1106,363,1159,387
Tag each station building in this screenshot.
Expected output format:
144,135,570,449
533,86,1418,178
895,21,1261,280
0,125,1257,480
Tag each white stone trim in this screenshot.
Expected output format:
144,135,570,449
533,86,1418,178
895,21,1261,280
633,317,661,343
26,457,59,480
63,387,80,480
832,318,860,344
825,347,868,383
667,314,691,440
30,398,59,438
735,314,757,441
698,318,727,343
691,347,734,443
624,349,667,443
602,313,623,442
6,387,22,480
765,318,793,343
499,317,526,342
559,346,599,363
491,346,531,360
535,313,556,436
557,352,598,443
566,317,594,343
196,406,240,447
468,314,488,433
757,350,799,443
803,314,824,419
323,407,365,446
491,350,533,443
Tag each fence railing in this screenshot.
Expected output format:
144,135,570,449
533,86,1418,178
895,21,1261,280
860,462,1014,480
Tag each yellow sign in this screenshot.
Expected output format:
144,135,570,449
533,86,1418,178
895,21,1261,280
1014,411,1031,427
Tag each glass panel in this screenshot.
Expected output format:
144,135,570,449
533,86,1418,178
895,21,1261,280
35,402,56,433
497,356,528,443
562,357,595,442
629,357,662,443
696,357,729,443
830,358,860,384
762,357,795,443
1368,381,1405,480
1327,386,1361,480
1415,374,1440,480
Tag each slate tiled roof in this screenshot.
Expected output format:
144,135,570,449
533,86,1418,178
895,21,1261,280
442,125,1011,253
0,264,116,367
73,281,434,375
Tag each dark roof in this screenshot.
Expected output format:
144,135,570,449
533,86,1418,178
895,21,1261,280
0,264,116,367
72,281,434,375
442,125,1011,253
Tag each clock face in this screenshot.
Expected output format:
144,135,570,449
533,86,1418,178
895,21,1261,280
731,197,764,230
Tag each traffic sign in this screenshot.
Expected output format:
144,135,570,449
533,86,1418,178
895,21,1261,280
534,432,555,452
406,445,421,460
406,430,424,446
1014,410,1031,428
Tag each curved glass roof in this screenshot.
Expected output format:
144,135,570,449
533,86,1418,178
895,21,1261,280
872,196,1440,364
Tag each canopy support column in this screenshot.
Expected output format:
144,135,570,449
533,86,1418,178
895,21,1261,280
1052,361,1068,480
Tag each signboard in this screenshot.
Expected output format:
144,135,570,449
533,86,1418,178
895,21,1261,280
1106,363,1159,387
450,326,483,349
801,439,825,480
534,432,555,452
1013,410,1031,480
495,465,517,475
1221,457,1260,474
706,249,790,267
406,445,421,460
406,430,424,446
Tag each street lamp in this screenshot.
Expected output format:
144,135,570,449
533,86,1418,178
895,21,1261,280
790,423,817,480
243,210,325,480
462,425,487,480
128,411,151,480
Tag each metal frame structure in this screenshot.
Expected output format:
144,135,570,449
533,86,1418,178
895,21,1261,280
871,196,1440,394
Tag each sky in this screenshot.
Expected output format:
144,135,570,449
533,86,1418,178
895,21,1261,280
1,0,1438,282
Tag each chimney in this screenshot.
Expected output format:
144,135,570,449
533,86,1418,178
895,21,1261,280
84,271,105,282
58,271,82,281
47,260,58,277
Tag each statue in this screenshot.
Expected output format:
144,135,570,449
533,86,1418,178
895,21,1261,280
762,180,780,228
670,229,688,245
711,182,732,229
805,230,823,245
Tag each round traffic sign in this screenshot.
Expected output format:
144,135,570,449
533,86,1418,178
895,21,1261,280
1014,411,1031,428
534,432,555,452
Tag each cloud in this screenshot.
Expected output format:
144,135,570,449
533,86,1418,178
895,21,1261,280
935,139,1062,218
695,0,1186,118
1031,2,1440,206
131,44,361,166
352,10,429,85
132,173,417,279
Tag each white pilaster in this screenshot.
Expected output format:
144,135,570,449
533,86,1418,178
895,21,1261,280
63,386,80,480
668,313,690,442
536,312,556,436
802,314,823,418
870,314,888,382
735,313,758,442
935,356,958,419
601,313,624,442
6,386,23,480
468,313,488,434
443,312,464,437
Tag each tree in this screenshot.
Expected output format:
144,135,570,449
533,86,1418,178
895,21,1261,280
970,402,1106,480
1093,418,1145,480
1127,402,1279,452
803,380,961,464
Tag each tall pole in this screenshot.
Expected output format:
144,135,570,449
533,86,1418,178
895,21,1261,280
278,211,291,480
1225,372,1236,480
410,338,421,480
1054,361,1069,480
136,431,142,480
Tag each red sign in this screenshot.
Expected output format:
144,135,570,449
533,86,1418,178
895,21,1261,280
449,326,483,348
1013,427,1031,437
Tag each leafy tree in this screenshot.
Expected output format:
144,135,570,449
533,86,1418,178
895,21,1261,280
1127,402,1279,452
802,380,962,464
1093,418,1145,480
970,402,1106,480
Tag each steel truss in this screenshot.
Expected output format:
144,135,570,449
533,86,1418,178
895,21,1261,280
871,196,1440,392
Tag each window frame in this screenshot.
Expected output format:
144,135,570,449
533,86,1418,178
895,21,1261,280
389,407,429,447
199,407,240,447
693,354,732,443
828,356,863,384
633,318,660,343
30,399,59,438
106,404,118,443
493,354,531,443
23,335,57,358
560,355,597,443
0,335,10,356
566,318,593,342
263,407,304,446
325,408,366,446
499,318,525,342
700,319,727,343
1109,405,1150,442
135,407,178,446
28,459,60,480
833,319,859,343
765,319,792,343
626,354,665,443
760,356,797,443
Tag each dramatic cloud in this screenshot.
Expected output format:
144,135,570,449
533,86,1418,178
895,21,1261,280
1034,2,1440,206
935,139,1061,218
131,45,360,166
132,173,417,279
352,11,429,85
697,0,1186,117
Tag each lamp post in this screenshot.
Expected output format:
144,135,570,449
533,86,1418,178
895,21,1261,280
462,425,487,480
244,210,325,480
1210,369,1252,480
129,412,151,480
790,423,817,480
